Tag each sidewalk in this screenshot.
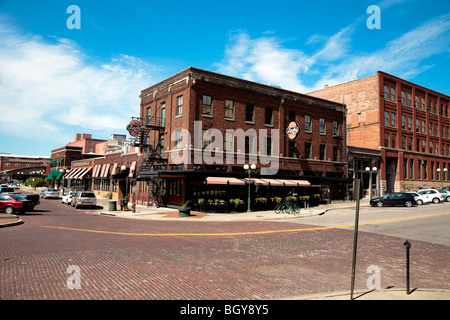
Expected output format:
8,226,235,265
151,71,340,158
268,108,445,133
95,198,371,221
286,287,450,300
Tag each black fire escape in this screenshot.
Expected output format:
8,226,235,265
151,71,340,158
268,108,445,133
128,114,167,207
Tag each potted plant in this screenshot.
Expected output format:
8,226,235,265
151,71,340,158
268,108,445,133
178,200,192,217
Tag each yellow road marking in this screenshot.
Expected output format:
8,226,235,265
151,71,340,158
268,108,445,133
42,211,450,237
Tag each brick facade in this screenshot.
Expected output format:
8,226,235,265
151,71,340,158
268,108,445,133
138,67,348,204
309,71,450,193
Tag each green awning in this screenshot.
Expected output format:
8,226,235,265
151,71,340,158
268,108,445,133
46,170,63,180
49,157,64,165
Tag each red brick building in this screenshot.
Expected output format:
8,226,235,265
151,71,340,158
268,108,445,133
133,67,348,207
67,133,107,154
0,153,50,182
309,71,450,193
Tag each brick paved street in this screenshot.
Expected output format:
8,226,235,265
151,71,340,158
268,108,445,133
1,198,449,300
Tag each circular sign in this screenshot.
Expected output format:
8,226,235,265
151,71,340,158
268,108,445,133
126,119,140,137
286,121,300,140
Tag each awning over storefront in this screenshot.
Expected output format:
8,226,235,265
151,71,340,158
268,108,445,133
93,165,102,178
206,177,310,187
46,170,62,180
276,179,310,187
66,168,82,179
77,167,92,179
206,177,246,185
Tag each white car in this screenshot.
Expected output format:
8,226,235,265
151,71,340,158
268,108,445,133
408,192,428,205
416,189,443,204
62,191,77,205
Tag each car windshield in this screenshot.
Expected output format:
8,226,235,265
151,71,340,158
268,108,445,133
10,195,23,200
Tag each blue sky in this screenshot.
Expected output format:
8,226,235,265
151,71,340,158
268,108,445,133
1,0,449,156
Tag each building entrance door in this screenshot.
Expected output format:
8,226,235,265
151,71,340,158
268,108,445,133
386,157,397,193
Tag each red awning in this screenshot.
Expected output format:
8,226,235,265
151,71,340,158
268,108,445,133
243,178,269,185
206,177,246,185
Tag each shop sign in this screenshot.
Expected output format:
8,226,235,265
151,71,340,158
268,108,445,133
72,160,92,167
286,121,300,140
127,119,140,137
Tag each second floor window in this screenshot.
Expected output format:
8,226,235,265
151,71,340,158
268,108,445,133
305,115,311,132
332,120,339,136
202,95,212,116
225,100,234,120
246,103,255,123
319,118,326,134
265,107,273,126
176,95,183,116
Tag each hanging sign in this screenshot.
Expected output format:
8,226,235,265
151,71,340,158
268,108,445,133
126,119,140,137
286,121,300,140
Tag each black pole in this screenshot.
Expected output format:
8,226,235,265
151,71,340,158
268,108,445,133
350,179,361,300
403,240,411,295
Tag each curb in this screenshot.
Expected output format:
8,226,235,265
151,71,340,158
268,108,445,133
0,219,24,228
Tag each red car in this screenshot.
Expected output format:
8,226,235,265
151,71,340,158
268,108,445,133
0,194,33,214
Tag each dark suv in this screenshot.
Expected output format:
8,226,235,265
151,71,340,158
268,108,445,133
72,191,97,209
370,192,417,207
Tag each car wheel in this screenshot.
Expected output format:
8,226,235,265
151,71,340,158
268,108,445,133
432,197,440,204
417,199,423,205
5,206,14,215
446,197,450,202
377,201,383,207
404,201,412,207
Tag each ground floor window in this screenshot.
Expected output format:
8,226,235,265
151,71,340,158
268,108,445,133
101,179,110,191
94,179,101,190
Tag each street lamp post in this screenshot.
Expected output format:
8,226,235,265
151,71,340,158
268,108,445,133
365,166,378,201
437,168,447,189
244,164,256,212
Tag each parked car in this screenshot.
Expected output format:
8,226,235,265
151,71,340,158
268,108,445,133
370,192,417,207
40,188,59,199
0,186,20,195
438,189,450,202
0,194,34,214
16,194,40,210
407,192,428,205
416,189,443,204
62,192,77,205
72,191,97,209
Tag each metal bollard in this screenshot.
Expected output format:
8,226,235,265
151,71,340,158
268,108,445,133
403,240,411,295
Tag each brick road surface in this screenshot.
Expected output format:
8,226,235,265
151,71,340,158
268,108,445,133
1,198,449,299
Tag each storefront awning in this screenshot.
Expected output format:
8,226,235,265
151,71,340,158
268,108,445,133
92,165,101,178
46,170,62,180
274,179,310,187
243,178,270,185
206,177,246,185
77,167,92,179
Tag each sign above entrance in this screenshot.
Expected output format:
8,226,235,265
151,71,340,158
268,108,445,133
286,121,300,140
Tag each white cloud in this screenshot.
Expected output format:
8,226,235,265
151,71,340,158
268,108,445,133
216,13,450,93
0,22,154,143
216,31,313,93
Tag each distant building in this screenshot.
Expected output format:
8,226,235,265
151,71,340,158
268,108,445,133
67,133,107,154
0,153,50,181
